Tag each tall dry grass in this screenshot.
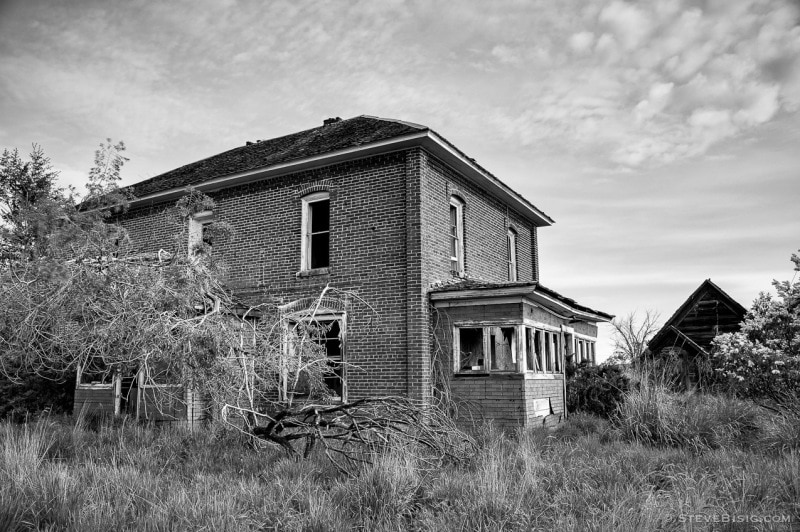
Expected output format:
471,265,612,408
1,391,798,530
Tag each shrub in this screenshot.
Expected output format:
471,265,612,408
0,371,75,421
567,362,630,418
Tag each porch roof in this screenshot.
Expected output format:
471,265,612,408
429,279,613,323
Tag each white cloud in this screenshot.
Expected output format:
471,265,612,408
569,32,595,54
0,0,798,174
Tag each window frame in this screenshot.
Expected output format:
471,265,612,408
573,336,597,366
453,324,517,374
507,228,518,282
523,325,566,375
449,196,465,276
282,313,346,402
301,191,331,271
188,210,214,258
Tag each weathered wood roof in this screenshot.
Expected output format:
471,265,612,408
648,279,747,354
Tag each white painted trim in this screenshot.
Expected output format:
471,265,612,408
522,372,562,380
507,228,517,282
431,287,609,322
300,191,330,271
449,196,464,276
431,296,524,308
521,319,562,332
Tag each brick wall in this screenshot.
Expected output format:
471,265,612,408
117,146,551,410
418,150,538,285
119,152,413,402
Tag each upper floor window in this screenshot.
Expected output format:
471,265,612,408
507,228,517,281
188,210,214,257
449,197,464,276
301,192,330,270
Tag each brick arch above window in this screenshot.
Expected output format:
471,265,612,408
297,179,333,198
280,296,347,315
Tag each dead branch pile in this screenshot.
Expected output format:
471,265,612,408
225,396,476,475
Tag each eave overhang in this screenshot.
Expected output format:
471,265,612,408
124,131,554,227
429,284,613,323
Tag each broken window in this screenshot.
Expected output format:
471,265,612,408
449,196,464,276
489,327,516,371
458,327,484,371
78,356,114,386
523,327,566,374
302,192,330,270
507,228,517,282
525,328,539,372
544,331,553,372
573,338,596,365
455,326,517,373
283,317,345,401
189,210,214,257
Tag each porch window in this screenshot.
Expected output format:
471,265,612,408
301,192,330,270
457,327,484,371
524,327,564,374
455,326,516,373
449,197,464,276
574,338,596,365
78,356,114,386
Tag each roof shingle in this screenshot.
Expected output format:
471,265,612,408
127,116,426,198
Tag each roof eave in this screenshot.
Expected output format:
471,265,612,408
124,130,554,227
430,285,612,323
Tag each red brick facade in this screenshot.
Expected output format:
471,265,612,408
117,148,546,406
88,116,610,428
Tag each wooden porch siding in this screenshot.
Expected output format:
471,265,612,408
450,373,565,429
74,386,115,415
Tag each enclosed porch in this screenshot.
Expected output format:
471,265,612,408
430,281,613,429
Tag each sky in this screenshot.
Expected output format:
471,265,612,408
1,0,799,359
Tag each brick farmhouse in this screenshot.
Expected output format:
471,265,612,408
74,115,612,428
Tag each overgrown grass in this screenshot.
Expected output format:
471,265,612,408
1,406,798,531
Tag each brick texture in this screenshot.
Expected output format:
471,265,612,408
112,147,549,421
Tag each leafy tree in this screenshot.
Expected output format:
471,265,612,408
84,138,130,209
711,250,800,407
0,145,66,262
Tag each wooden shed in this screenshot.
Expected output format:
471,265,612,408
648,279,746,390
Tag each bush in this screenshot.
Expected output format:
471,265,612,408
567,362,630,418
0,371,74,421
